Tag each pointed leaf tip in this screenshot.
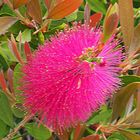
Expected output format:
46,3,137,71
90,12,103,27
48,0,83,19
27,0,42,24
103,3,119,42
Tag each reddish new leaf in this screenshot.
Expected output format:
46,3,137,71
10,34,23,64
90,12,102,27
0,70,7,92
13,0,29,9
73,124,86,140
7,68,14,93
27,0,42,24
24,42,32,61
48,0,83,19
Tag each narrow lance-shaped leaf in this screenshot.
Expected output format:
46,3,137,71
84,3,90,25
129,23,140,55
9,34,24,64
7,68,14,93
48,0,83,19
90,12,103,27
102,3,119,43
0,16,17,35
27,0,42,24
73,124,86,140
118,0,134,50
24,42,32,61
0,70,7,92
13,0,29,9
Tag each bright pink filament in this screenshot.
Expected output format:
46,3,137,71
22,25,122,132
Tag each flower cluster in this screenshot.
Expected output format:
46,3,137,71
21,25,122,132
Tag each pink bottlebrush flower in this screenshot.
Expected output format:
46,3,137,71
21,25,122,132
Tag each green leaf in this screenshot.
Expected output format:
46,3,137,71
0,4,16,16
8,21,27,35
49,19,66,29
77,11,84,21
87,0,106,14
0,53,9,71
119,129,140,140
12,105,25,118
66,10,78,22
16,29,32,43
0,41,17,62
110,0,117,4
0,119,9,138
120,75,140,86
108,132,126,140
0,91,14,127
38,31,45,45
47,23,67,36
87,106,111,125
25,123,52,140
13,64,23,103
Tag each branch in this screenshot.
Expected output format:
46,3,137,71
3,114,33,140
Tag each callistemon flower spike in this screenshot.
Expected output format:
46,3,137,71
21,25,122,132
